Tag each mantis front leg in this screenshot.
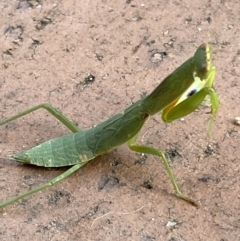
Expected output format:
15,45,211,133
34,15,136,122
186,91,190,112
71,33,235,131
128,135,199,207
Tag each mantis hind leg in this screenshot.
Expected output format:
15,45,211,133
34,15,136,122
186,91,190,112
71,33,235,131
0,103,80,133
128,135,199,207
0,163,87,208
0,103,84,208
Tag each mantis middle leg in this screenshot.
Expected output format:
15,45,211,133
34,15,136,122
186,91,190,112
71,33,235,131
128,135,199,207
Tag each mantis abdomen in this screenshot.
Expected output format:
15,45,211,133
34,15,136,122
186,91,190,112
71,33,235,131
13,100,148,167
13,131,95,167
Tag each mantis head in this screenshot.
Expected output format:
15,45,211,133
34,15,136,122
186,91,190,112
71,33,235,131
162,43,219,135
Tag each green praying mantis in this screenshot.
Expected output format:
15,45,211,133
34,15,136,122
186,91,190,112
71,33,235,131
0,43,219,208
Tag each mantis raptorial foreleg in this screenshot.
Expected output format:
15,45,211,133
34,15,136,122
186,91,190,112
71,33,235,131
128,135,198,207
